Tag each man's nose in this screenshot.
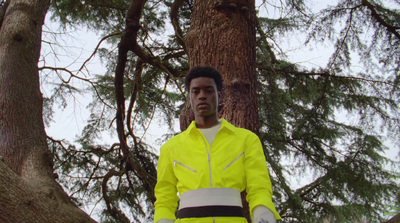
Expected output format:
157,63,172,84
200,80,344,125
198,90,206,99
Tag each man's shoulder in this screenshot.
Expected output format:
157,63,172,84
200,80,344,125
222,120,257,136
161,130,187,149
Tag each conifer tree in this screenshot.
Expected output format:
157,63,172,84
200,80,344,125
48,0,399,222
0,0,96,222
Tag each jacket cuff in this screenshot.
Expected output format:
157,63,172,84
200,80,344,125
156,219,174,223
249,198,281,220
154,207,176,223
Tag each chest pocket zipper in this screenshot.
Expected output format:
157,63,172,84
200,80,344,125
174,160,197,172
223,151,244,170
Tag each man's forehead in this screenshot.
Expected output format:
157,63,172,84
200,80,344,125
191,85,215,89
190,77,216,86
190,85,217,91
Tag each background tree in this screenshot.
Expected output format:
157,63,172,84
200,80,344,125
45,0,400,222
182,0,259,131
0,0,95,222
180,0,260,220
0,0,398,222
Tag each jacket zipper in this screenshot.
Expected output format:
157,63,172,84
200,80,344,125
198,128,220,223
198,130,213,188
223,151,244,170
174,160,197,172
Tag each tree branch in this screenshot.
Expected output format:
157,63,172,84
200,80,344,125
102,169,130,223
139,75,170,143
170,0,187,53
277,67,398,89
127,59,144,140
114,0,147,157
256,19,278,64
328,7,354,69
361,0,400,40
77,31,122,75
114,0,157,205
39,66,114,108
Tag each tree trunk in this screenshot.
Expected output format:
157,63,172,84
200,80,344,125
0,0,95,222
182,0,258,133
384,213,400,223
182,0,258,221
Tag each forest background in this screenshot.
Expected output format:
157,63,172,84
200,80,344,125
0,0,399,223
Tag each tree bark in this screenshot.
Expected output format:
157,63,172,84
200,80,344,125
384,213,400,223
0,159,96,223
0,0,95,222
0,0,52,179
182,0,259,221
182,0,259,134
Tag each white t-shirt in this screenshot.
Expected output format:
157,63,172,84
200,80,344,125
198,121,222,146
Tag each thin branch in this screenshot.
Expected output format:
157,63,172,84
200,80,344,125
284,68,398,89
288,141,327,169
170,0,187,53
328,7,355,70
289,0,310,18
102,169,130,223
361,0,400,40
256,19,278,64
77,31,122,75
39,66,114,108
127,59,144,139
139,76,170,143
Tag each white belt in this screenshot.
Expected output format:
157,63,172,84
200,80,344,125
179,188,242,209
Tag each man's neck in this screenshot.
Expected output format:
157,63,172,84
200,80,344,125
195,116,219,129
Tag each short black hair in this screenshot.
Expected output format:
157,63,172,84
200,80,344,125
185,66,223,92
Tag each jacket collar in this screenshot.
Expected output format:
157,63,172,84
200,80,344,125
185,118,236,135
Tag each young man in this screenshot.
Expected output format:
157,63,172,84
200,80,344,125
154,66,281,223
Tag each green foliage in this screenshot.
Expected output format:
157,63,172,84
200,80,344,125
256,48,398,222
50,0,129,32
44,0,400,222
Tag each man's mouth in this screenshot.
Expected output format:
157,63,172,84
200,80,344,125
197,103,209,107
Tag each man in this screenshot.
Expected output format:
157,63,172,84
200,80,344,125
154,66,281,223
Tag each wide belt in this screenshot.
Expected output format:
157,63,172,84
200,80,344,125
177,188,244,218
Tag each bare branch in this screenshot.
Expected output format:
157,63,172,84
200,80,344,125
127,59,144,139
39,66,114,108
114,0,157,205
77,31,122,75
102,169,130,223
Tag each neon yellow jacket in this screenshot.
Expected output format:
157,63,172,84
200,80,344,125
154,119,281,222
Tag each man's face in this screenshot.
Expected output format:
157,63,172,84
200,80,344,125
189,77,219,118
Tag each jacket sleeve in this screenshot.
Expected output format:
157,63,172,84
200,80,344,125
154,145,179,222
244,133,281,220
